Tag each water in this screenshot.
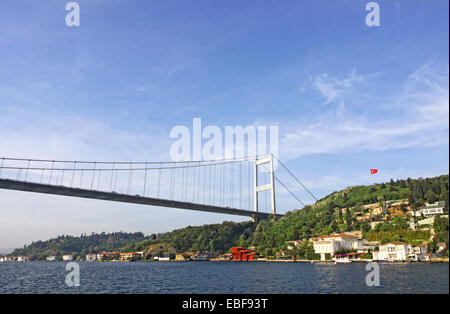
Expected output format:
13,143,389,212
0,261,448,294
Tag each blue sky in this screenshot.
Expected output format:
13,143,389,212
0,0,448,251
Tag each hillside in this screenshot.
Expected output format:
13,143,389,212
8,174,449,260
121,221,256,256
10,232,149,260
242,175,448,252
128,174,448,258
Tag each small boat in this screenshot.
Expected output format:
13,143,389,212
334,255,352,264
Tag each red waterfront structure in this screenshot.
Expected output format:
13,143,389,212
231,247,257,261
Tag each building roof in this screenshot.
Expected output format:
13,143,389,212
423,201,446,209
381,241,410,246
313,234,358,240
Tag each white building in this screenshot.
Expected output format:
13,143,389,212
62,255,74,261
414,201,445,217
286,240,303,250
372,242,428,262
410,244,428,261
312,234,366,260
46,256,56,261
17,256,28,262
86,254,97,262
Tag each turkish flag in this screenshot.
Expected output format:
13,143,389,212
370,169,378,174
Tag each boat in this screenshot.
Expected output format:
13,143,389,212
334,255,352,264
190,253,215,261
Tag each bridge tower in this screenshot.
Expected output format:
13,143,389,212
252,154,276,222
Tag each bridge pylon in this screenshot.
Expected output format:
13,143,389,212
253,154,276,222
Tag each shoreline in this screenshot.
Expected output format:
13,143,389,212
3,258,448,264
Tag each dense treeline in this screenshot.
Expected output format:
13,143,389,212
10,232,149,260
122,221,256,255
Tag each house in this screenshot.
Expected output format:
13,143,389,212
286,240,303,250
86,254,97,262
409,244,428,261
311,234,365,261
17,256,28,262
373,242,411,261
175,253,190,261
372,242,428,261
119,252,143,261
0,256,7,262
62,255,74,261
437,242,447,254
46,256,56,261
414,201,445,217
97,252,120,261
158,257,170,261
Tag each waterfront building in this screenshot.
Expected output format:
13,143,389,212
119,252,143,261
158,257,170,261
410,244,428,261
62,255,74,261
17,256,28,262
46,256,56,261
372,242,428,261
175,253,190,261
97,252,120,261
231,247,257,261
86,254,97,262
311,234,365,261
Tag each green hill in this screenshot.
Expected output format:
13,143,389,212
10,232,149,260
9,174,449,260
123,174,448,259
121,221,256,255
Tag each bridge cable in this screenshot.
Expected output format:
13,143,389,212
274,156,318,202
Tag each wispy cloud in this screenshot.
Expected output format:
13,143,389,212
279,64,449,160
311,68,367,104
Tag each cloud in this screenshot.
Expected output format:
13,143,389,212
311,68,366,104
279,64,449,160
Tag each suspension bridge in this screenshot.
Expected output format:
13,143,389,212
0,155,317,221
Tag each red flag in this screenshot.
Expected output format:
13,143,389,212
370,169,378,174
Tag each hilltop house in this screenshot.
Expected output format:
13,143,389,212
286,240,303,250
414,201,445,217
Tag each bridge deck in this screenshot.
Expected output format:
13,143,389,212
0,179,282,220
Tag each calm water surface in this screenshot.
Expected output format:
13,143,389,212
0,261,448,294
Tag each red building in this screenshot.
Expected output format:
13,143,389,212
231,247,257,261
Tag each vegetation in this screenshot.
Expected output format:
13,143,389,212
10,232,149,261
9,174,449,260
122,221,256,256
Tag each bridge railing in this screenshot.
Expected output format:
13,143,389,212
0,157,264,212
